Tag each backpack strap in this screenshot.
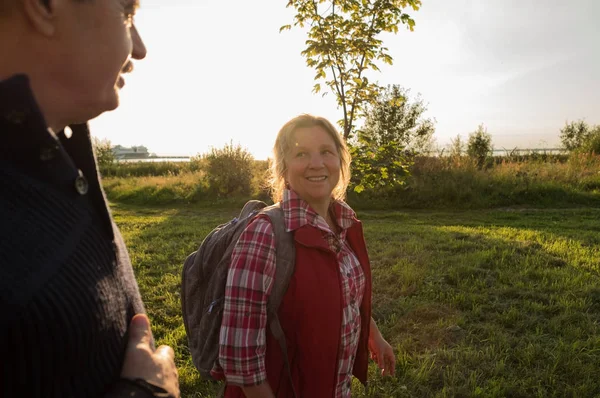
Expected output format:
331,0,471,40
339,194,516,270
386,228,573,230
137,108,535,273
261,204,298,398
261,204,295,315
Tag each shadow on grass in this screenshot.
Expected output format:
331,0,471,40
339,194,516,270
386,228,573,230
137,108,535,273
362,209,600,397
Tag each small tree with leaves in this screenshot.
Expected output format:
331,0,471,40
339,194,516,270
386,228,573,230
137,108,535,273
467,124,493,168
358,84,435,154
282,0,421,140
349,84,432,195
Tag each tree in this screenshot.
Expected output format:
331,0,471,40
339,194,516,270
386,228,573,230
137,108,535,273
358,84,435,153
348,84,433,194
92,137,115,167
467,124,493,168
282,0,421,140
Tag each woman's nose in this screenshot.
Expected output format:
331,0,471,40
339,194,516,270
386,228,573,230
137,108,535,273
308,153,325,168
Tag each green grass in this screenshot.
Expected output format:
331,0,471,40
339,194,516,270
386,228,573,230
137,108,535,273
112,204,600,397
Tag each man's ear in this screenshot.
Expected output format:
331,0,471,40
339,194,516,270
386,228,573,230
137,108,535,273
21,0,59,36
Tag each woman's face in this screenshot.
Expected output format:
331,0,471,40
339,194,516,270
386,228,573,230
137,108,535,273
285,125,341,209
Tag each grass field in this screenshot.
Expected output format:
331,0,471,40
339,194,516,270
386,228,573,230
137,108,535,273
112,203,600,397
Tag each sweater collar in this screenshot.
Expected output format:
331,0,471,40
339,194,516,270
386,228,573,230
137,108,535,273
0,74,94,163
0,74,54,150
0,74,114,238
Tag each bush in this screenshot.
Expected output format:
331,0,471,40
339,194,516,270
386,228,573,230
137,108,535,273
580,128,600,155
92,137,115,168
448,134,465,158
560,120,593,151
205,141,254,197
467,124,493,168
252,159,272,201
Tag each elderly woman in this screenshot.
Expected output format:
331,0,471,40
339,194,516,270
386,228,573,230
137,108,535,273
215,114,395,398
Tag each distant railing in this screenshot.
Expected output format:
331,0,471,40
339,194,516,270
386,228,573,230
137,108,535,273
118,156,191,163
428,148,566,157
491,148,565,156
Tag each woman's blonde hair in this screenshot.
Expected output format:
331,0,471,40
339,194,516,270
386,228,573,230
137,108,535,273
269,114,351,203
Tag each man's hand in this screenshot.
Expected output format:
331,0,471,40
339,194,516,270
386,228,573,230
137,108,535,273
120,314,180,397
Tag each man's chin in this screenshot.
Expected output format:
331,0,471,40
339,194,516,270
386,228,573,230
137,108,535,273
106,95,120,112
102,90,121,112
78,95,120,123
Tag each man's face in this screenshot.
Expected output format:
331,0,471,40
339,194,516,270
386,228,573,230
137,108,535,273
49,0,146,123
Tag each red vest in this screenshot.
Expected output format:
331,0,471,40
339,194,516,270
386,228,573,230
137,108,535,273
225,220,372,398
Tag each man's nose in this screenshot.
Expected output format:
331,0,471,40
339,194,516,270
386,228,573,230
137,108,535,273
131,25,147,60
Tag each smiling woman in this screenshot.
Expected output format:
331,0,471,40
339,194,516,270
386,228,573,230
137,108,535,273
204,114,396,398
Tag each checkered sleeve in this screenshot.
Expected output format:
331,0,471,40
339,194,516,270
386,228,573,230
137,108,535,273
218,216,276,386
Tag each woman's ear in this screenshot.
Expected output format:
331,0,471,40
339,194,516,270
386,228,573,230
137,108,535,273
282,167,289,188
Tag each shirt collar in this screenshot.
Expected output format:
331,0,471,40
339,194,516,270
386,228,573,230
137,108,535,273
281,188,357,233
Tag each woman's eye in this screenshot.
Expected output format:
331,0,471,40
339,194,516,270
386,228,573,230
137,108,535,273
295,152,306,158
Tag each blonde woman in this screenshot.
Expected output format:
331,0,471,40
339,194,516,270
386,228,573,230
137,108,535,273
213,114,395,398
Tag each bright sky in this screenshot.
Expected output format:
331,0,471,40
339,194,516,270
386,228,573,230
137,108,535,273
89,0,600,160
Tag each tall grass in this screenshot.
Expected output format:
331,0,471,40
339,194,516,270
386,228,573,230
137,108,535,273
349,153,600,209
100,160,205,177
102,160,271,206
102,154,600,209
102,172,210,205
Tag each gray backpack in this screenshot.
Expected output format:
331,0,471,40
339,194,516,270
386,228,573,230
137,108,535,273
181,200,297,394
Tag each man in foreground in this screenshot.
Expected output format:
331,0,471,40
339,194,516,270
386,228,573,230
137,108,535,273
0,0,179,396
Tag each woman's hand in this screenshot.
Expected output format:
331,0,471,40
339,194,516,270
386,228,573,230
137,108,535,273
368,318,396,377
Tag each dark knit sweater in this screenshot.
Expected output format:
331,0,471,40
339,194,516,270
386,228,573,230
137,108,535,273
0,75,157,397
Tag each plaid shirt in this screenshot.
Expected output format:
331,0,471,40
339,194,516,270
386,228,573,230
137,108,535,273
214,189,366,397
